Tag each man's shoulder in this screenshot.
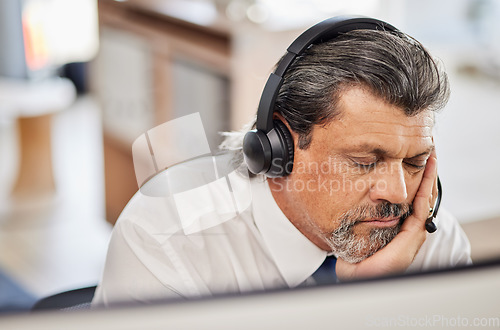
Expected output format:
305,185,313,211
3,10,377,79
434,207,459,227
116,191,180,233
409,207,472,272
430,208,470,246
117,168,254,233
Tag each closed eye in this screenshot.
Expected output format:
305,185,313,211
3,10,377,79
404,161,426,171
353,160,426,172
355,162,377,169
352,160,378,170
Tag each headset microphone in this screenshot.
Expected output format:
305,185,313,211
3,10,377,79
425,177,442,233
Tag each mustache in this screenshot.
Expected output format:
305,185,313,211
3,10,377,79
329,202,411,263
339,202,413,225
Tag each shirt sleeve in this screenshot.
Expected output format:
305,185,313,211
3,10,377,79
408,208,473,273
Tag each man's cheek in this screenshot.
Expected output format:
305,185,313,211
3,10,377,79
406,177,423,203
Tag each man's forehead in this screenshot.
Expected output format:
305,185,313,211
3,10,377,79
346,142,435,158
333,113,434,156
312,87,435,157
333,87,435,134
344,109,434,129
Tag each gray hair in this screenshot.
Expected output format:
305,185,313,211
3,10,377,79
220,28,450,155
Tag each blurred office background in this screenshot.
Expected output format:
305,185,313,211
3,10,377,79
0,0,499,313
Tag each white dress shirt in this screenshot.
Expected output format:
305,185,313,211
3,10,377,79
92,166,472,308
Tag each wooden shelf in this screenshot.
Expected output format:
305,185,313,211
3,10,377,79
94,0,232,224
92,0,303,224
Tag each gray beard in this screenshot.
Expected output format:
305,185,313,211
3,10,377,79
327,203,411,263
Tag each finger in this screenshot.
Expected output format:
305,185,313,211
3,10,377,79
429,150,439,211
427,175,438,226
430,177,438,210
412,150,438,225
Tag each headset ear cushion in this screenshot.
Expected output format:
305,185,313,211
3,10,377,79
273,120,294,175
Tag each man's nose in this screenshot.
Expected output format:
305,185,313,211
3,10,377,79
369,162,408,204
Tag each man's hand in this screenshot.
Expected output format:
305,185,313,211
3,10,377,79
335,150,438,281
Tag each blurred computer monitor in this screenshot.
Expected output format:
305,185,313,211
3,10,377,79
0,261,498,329
0,0,98,80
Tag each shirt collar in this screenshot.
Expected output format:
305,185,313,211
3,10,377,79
250,176,327,287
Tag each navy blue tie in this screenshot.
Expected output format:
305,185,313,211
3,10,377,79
312,255,337,284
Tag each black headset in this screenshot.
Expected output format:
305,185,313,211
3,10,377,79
242,16,440,233
242,16,397,178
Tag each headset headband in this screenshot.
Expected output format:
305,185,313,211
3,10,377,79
256,16,398,132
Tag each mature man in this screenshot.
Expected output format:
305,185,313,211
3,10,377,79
92,16,471,307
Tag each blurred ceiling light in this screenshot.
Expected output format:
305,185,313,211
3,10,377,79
246,0,381,30
313,0,381,15
246,3,269,24
225,0,248,22
156,0,217,26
